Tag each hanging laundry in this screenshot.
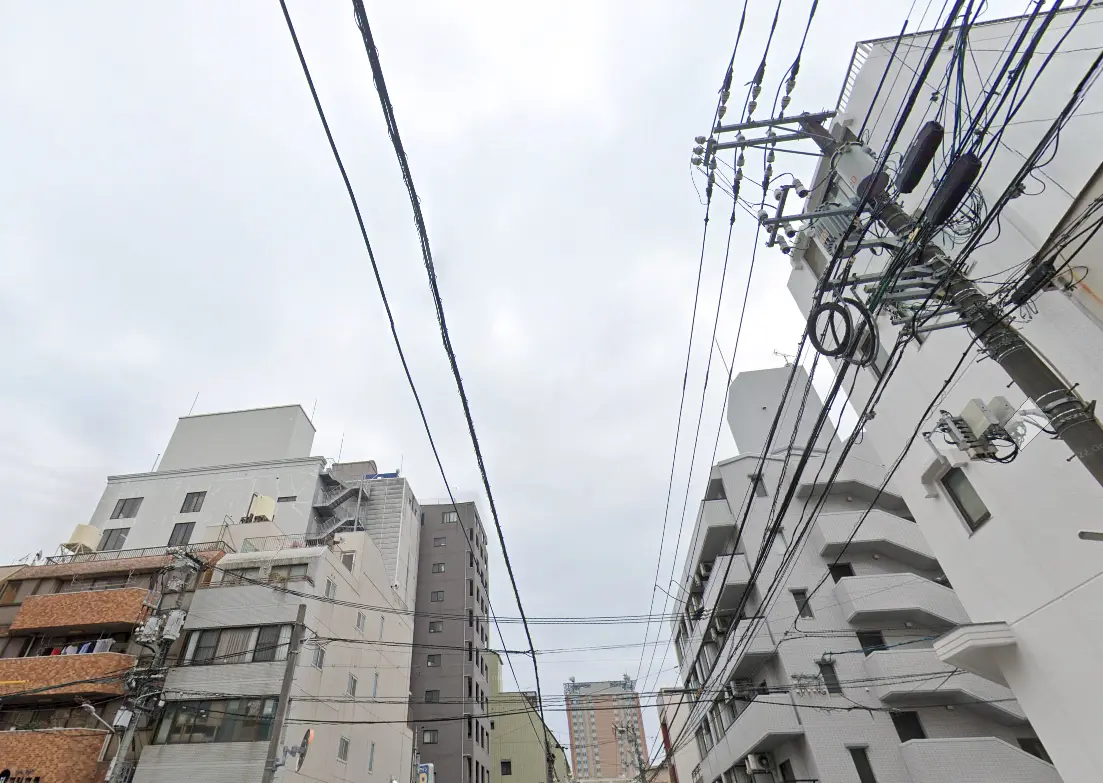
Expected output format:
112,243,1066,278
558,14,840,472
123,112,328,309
93,638,113,654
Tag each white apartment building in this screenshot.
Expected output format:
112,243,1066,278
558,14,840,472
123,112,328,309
70,404,420,781
659,367,1057,783
778,7,1103,781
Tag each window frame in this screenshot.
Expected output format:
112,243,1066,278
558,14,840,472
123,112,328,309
347,674,358,696
791,589,814,618
890,711,926,743
848,747,878,783
338,735,351,762
433,537,447,547
432,562,446,573
430,590,445,603
356,611,366,634
426,654,441,667
312,646,325,669
444,511,460,524
98,528,130,552
423,728,439,744
429,620,444,633
425,689,440,703
940,466,992,532
818,661,842,694
110,497,143,520
325,578,337,599
168,522,195,548
180,491,206,514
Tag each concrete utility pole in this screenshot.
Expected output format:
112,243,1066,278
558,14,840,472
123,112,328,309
262,602,308,783
795,117,1103,486
614,723,647,783
105,552,201,783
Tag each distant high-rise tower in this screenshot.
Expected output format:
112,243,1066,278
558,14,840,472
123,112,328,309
564,677,647,780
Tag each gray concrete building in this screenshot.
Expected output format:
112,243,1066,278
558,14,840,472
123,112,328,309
411,502,493,783
659,367,1058,783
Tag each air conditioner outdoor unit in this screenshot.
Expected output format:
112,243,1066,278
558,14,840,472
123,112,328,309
714,617,731,635
745,754,773,774
698,561,713,579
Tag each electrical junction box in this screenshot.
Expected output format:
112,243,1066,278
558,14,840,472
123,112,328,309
112,708,134,730
986,396,1017,426
961,398,1001,439
162,609,187,641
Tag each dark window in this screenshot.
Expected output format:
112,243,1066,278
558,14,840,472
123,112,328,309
856,631,886,656
153,697,276,744
427,654,441,667
792,589,814,618
501,760,512,776
940,467,991,531
277,496,297,503
98,528,130,552
341,552,355,571
110,497,143,519
423,729,438,744
0,582,19,605
778,760,796,783
704,478,726,501
849,748,878,783
168,522,195,548
890,711,926,742
425,690,440,703
432,562,445,573
430,591,444,602
829,563,855,583
749,474,768,497
252,626,284,663
434,537,447,547
1017,737,1052,763
429,621,443,633
268,563,309,581
180,492,206,514
444,511,459,523
818,662,842,694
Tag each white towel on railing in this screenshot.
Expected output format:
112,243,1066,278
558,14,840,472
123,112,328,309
93,638,113,654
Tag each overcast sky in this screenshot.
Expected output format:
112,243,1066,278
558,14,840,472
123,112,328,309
0,0,1029,759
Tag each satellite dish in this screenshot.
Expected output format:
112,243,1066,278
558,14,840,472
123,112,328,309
297,728,315,772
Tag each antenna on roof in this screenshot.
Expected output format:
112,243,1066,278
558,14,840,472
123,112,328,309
187,392,199,416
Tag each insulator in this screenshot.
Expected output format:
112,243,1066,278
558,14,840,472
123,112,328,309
752,84,761,99
718,105,727,119
767,150,775,163
765,164,774,181
735,132,746,144
695,135,707,144
691,156,703,166
693,146,705,155
766,128,776,138
792,178,808,197
736,152,745,168
734,169,743,182
773,188,784,201
785,77,796,95
780,95,791,110
757,209,770,223
720,90,730,104
748,100,757,116
708,158,717,169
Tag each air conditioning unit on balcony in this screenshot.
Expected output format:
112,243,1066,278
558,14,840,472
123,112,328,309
714,617,731,635
744,753,773,774
698,561,713,580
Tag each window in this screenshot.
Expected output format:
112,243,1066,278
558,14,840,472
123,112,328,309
1017,737,1051,763
110,497,143,519
252,625,289,663
222,567,261,586
168,522,195,547
153,697,277,745
277,495,297,502
268,563,309,582
0,582,18,605
444,511,459,523
778,761,796,783
856,631,886,656
183,625,292,666
432,562,446,573
369,741,376,772
98,528,130,552
180,491,206,514
704,477,726,501
338,736,350,762
941,467,991,531
342,552,355,571
791,589,814,618
347,674,358,696
433,537,447,547
890,711,926,742
425,690,440,703
430,591,445,602
423,729,438,744
427,654,441,667
190,630,220,665
357,611,366,633
312,646,325,669
818,661,842,694
429,621,444,633
849,748,878,783
325,578,337,599
828,563,855,583
372,672,379,697
749,473,768,497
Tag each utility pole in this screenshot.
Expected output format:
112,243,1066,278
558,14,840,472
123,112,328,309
708,110,1103,487
105,551,201,783
262,603,308,783
614,723,647,783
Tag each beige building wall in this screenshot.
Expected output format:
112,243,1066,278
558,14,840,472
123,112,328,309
489,652,570,783
564,679,647,781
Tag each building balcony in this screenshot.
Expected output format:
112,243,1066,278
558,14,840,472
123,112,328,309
0,652,134,702
834,574,968,627
700,554,752,620
0,728,110,783
133,740,269,783
900,737,1060,783
865,648,1025,724
729,619,777,678
165,660,286,699
812,510,938,569
10,587,153,634
692,500,737,569
699,697,803,783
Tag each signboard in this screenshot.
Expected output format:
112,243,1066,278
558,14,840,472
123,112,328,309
419,762,435,783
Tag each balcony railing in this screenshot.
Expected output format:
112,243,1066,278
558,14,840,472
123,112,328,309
45,540,233,565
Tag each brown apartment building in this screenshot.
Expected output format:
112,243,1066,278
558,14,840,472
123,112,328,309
0,541,229,783
564,677,648,781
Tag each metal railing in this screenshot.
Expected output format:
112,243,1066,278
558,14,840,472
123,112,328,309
240,534,334,553
56,575,153,594
45,540,233,565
